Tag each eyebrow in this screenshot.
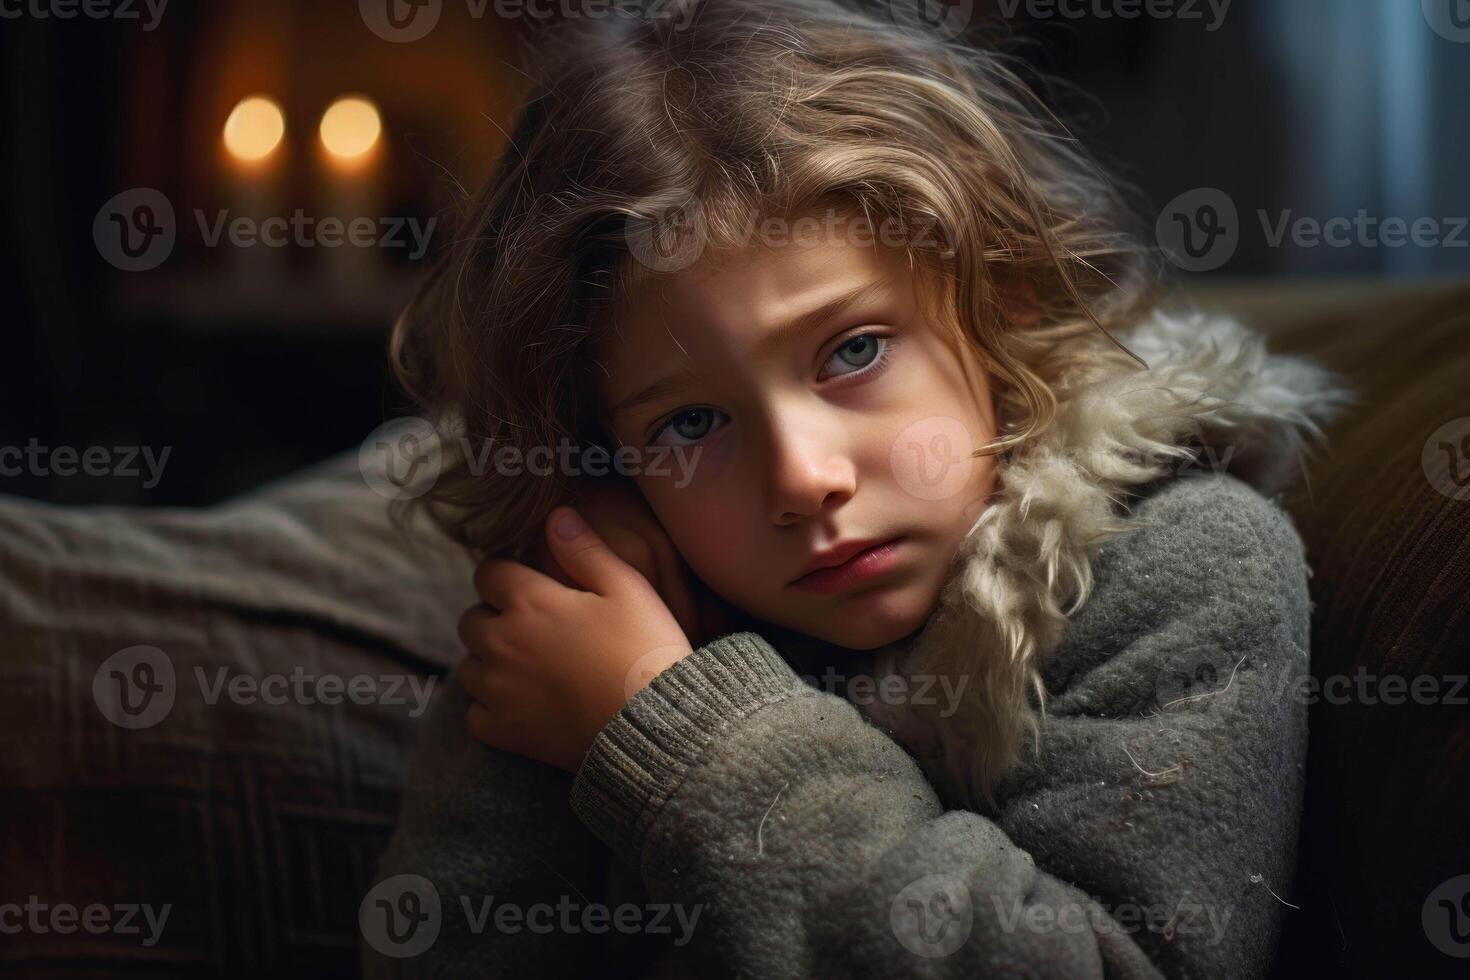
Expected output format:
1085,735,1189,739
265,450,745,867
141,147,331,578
607,278,894,422
606,366,702,423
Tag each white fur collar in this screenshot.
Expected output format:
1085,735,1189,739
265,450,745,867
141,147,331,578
856,307,1358,812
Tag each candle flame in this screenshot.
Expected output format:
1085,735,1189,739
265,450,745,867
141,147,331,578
224,96,286,162
320,96,382,163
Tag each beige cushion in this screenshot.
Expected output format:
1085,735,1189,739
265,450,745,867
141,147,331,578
0,452,474,973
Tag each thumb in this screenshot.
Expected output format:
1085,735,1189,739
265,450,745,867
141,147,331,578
544,506,631,596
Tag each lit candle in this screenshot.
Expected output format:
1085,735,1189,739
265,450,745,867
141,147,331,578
317,94,384,294
221,94,286,295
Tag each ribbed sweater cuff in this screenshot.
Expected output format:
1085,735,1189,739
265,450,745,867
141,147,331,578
569,630,807,866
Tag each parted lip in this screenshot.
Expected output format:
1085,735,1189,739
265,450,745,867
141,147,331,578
789,537,898,585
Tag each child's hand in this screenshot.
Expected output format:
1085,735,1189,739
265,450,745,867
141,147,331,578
521,479,738,648
456,507,694,774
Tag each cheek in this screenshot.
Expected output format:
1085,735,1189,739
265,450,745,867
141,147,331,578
637,476,750,586
860,375,991,507
678,523,748,594
955,454,1000,530
883,415,983,503
677,429,738,483
895,344,994,500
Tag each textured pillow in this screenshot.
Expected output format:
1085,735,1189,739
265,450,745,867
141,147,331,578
1254,283,1470,979
0,450,475,976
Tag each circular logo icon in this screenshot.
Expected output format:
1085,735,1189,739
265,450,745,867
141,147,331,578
1156,187,1239,272
93,645,176,730
94,188,176,272
624,191,707,273
1422,417,1470,502
1423,0,1470,43
622,644,695,703
890,416,976,501
360,0,442,42
891,872,973,958
1423,874,1470,957
888,0,976,42
1151,647,1237,711
360,417,443,501
360,873,442,958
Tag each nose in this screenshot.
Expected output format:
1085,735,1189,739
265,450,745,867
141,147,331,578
765,413,857,526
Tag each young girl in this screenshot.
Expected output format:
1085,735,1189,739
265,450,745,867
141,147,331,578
366,0,1355,976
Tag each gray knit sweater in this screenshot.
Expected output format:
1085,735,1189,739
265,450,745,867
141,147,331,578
362,469,1313,979
363,310,1355,977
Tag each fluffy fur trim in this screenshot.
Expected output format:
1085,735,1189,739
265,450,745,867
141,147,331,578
858,308,1358,812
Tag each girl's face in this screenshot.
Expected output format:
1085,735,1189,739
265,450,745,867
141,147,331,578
593,230,999,651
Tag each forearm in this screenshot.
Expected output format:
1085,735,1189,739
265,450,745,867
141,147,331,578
571,632,1168,979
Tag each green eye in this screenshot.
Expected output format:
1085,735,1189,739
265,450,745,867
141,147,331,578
670,409,714,440
827,334,883,375
651,407,726,447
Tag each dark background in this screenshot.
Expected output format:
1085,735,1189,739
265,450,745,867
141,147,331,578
2,0,1466,506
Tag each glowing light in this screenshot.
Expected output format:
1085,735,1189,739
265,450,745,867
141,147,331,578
223,96,285,162
319,96,382,162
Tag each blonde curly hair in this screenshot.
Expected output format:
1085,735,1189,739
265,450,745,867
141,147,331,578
388,0,1164,805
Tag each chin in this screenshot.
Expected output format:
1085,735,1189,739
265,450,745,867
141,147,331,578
817,585,934,651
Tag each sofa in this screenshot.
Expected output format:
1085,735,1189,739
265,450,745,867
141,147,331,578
1,278,1466,978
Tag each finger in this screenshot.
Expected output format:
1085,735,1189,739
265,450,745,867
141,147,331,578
457,603,500,657
455,655,491,703
542,506,634,597
473,555,553,610
523,535,576,587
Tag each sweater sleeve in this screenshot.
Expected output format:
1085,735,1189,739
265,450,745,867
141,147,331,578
569,474,1310,979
